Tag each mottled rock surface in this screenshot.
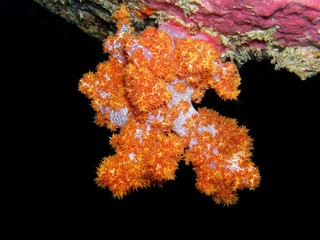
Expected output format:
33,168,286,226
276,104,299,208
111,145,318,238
34,0,320,79
144,0,320,47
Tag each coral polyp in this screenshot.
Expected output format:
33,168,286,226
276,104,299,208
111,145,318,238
79,4,260,205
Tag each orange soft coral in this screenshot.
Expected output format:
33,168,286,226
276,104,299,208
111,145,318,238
79,4,260,205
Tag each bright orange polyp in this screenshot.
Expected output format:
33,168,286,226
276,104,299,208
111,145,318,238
79,4,260,206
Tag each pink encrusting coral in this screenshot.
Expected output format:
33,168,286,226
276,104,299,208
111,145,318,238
79,4,261,206
142,0,320,47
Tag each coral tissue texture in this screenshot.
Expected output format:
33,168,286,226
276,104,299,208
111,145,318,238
79,5,261,206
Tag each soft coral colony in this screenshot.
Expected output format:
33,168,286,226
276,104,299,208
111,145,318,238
79,4,261,206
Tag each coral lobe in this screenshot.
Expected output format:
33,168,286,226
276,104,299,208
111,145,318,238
79,4,260,205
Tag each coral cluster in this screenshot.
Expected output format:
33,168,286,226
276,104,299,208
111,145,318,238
79,4,260,205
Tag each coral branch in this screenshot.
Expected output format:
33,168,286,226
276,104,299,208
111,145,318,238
79,4,260,205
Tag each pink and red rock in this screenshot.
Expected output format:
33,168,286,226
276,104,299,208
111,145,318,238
142,0,320,47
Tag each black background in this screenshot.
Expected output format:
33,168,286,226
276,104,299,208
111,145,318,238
2,0,320,236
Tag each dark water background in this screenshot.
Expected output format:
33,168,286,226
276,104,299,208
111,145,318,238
2,0,319,236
